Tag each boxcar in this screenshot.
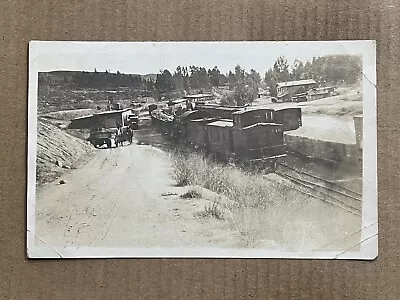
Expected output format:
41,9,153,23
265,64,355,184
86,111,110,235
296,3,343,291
232,123,286,162
174,110,211,141
272,107,302,131
205,119,234,160
204,109,287,164
195,104,242,119
232,107,275,128
186,118,217,149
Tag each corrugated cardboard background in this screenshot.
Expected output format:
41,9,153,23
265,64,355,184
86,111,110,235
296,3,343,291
0,0,397,299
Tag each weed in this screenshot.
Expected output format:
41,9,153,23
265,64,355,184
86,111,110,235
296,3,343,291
196,201,225,220
180,189,202,199
171,151,317,248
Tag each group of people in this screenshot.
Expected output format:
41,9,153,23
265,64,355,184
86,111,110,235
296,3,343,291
116,122,134,147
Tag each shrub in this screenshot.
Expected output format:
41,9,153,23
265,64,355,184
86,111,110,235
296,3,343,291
171,151,356,250
180,189,202,199
172,151,283,209
196,201,225,220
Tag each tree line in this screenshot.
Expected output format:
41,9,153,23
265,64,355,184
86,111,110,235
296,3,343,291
50,54,362,104
152,65,261,106
265,55,362,97
69,69,150,90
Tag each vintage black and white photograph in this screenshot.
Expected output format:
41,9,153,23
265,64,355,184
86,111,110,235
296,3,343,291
27,41,377,259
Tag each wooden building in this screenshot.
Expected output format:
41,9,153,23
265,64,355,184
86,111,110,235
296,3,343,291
183,93,215,102
276,79,316,102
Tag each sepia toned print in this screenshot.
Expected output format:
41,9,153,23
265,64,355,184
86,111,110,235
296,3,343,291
27,41,377,259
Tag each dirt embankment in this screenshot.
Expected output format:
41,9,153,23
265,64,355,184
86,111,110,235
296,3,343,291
42,108,95,121
36,118,95,186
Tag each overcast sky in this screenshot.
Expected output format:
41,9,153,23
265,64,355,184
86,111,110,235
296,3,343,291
30,41,373,76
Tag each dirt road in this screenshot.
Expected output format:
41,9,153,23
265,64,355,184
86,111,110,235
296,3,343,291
34,140,241,255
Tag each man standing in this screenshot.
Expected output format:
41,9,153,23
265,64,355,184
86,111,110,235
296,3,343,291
128,127,133,144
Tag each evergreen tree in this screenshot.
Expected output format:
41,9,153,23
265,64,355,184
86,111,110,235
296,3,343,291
155,69,175,96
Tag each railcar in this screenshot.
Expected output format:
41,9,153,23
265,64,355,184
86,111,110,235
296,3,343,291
230,123,286,163
272,107,302,131
174,110,211,141
186,109,287,166
231,107,275,127
186,118,218,148
205,120,234,160
150,105,300,169
230,109,286,163
195,104,242,119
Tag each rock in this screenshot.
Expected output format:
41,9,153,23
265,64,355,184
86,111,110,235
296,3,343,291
59,179,66,184
63,165,71,169
161,192,178,197
55,160,63,168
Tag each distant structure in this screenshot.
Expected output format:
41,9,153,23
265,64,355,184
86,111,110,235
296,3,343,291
306,86,336,101
183,93,215,103
257,87,270,98
176,93,216,110
276,79,316,102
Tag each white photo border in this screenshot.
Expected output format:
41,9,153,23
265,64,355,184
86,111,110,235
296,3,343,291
27,41,377,259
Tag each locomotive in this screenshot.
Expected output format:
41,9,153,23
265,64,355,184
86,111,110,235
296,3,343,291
151,104,302,168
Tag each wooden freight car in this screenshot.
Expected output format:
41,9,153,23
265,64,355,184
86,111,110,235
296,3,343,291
205,120,234,160
195,104,242,119
174,110,211,141
231,109,286,162
272,107,302,131
186,118,218,149
231,123,286,163
204,109,287,165
232,107,274,127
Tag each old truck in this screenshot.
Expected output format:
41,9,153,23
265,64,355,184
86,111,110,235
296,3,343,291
87,128,118,148
127,115,139,130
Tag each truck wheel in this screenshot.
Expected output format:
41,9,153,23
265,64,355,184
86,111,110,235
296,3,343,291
106,140,112,148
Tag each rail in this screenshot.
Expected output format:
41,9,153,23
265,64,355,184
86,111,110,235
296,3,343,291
275,162,362,216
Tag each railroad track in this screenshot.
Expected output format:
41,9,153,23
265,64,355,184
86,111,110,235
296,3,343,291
275,162,362,216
